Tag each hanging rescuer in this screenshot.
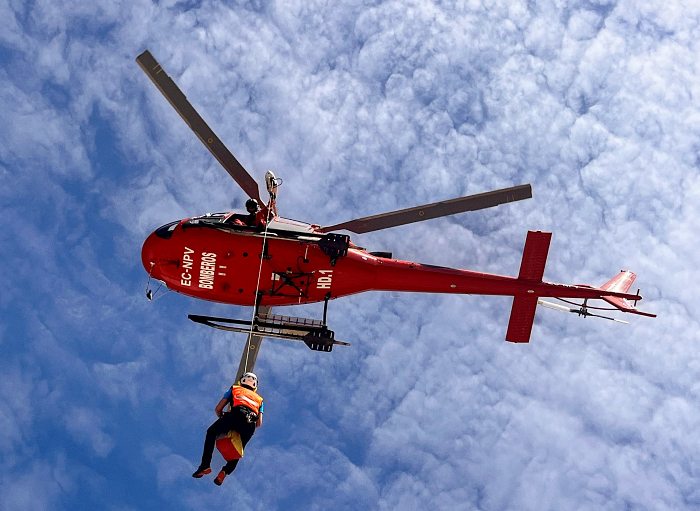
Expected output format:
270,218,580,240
192,372,264,486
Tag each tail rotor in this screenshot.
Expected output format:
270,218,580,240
537,299,629,324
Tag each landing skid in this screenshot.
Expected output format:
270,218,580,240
188,312,349,352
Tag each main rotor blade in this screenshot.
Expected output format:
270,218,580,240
136,50,261,203
235,306,271,381
318,184,532,234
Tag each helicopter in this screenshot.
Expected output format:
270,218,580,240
136,50,655,378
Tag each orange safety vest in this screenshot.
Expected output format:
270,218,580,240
229,385,263,415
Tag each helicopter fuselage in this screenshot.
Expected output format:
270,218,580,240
135,49,654,349
141,214,637,308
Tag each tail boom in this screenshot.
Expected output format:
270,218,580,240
364,231,654,342
504,234,654,343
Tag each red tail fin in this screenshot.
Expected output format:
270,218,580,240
600,271,656,317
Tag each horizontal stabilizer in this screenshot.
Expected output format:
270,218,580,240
506,295,538,343
518,231,552,281
505,231,552,342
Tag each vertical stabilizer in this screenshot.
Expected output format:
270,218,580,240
600,271,656,317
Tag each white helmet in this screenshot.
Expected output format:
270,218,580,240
240,372,258,390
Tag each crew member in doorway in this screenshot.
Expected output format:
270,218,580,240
192,372,264,486
244,199,268,229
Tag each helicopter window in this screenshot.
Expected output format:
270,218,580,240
155,221,179,239
187,212,229,223
202,212,228,219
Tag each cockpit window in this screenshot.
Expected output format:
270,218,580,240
186,212,229,225
155,220,179,239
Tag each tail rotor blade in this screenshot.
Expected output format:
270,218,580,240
537,299,630,324
318,184,532,234
586,312,629,324
537,299,575,313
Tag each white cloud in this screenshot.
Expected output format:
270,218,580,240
0,461,68,511
63,406,115,457
0,366,37,455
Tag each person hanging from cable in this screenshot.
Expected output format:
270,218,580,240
192,372,264,486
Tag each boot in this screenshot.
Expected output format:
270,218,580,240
214,470,227,486
192,466,211,478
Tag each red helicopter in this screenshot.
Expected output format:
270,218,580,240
137,50,655,376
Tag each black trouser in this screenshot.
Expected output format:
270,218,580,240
199,407,256,474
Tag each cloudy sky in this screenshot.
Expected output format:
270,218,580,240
2,0,699,509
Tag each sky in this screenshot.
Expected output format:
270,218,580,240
1,0,699,509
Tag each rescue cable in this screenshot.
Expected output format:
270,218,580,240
242,202,275,374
